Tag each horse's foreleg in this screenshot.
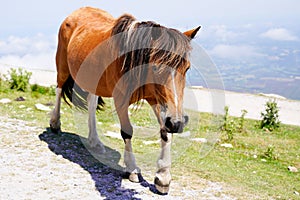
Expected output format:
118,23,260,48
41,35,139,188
116,105,140,183
87,93,105,153
50,88,62,133
155,130,172,194
124,137,140,182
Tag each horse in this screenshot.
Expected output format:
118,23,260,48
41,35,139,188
50,7,200,194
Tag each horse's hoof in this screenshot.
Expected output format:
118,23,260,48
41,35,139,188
50,125,61,134
129,172,139,183
154,177,170,195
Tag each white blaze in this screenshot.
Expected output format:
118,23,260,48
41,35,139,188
171,70,179,120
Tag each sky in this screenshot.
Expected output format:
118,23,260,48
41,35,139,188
1,0,299,67
0,1,299,97
1,0,300,37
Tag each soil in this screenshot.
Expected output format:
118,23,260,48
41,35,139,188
0,116,237,200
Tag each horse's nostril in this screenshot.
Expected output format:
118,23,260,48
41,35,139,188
164,117,185,133
165,117,172,130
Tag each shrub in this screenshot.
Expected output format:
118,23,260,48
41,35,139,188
7,68,32,92
237,109,248,133
31,84,56,96
260,99,280,131
222,106,236,141
261,145,278,160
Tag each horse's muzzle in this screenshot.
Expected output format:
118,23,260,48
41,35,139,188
165,115,189,133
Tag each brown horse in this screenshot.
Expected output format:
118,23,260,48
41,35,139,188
50,7,200,194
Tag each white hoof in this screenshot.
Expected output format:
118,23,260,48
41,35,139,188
154,168,171,194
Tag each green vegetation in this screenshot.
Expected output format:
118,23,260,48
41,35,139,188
0,69,299,199
221,106,248,142
6,68,32,92
260,99,281,131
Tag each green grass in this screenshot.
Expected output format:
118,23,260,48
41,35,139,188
0,85,299,199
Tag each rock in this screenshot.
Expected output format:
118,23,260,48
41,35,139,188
191,138,208,143
15,96,25,101
220,143,233,148
0,98,11,104
104,131,123,140
35,103,51,111
288,166,298,173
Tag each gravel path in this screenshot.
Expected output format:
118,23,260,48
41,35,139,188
0,116,236,200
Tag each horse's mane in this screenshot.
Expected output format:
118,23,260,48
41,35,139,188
111,14,192,105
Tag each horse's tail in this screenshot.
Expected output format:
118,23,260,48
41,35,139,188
61,75,105,111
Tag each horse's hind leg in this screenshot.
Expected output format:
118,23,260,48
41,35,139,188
87,93,106,153
50,87,62,133
50,42,70,133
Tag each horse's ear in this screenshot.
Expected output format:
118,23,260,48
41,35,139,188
183,26,201,39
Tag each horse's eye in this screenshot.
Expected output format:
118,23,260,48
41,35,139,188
153,65,158,72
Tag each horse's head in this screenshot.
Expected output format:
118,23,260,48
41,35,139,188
113,18,200,134
147,26,201,134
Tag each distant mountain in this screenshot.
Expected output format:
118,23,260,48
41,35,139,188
188,24,300,100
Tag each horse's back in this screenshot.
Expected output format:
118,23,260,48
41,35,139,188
56,7,115,86
58,7,114,44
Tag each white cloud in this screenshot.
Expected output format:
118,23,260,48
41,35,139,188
261,28,298,41
209,44,263,60
0,53,56,71
0,34,56,70
199,25,240,42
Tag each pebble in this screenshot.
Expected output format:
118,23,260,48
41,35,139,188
104,131,123,140
19,105,26,109
288,166,298,173
35,103,51,111
220,143,233,148
15,96,26,101
191,138,208,143
0,98,11,104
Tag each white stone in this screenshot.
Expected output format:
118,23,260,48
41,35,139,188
35,103,51,111
288,166,298,173
19,105,26,109
191,138,208,143
104,131,123,140
0,98,11,104
220,143,233,148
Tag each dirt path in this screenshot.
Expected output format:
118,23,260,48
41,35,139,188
0,116,237,200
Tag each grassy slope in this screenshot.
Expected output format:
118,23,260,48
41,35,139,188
0,89,299,199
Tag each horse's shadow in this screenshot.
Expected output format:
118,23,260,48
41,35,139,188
39,129,158,200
